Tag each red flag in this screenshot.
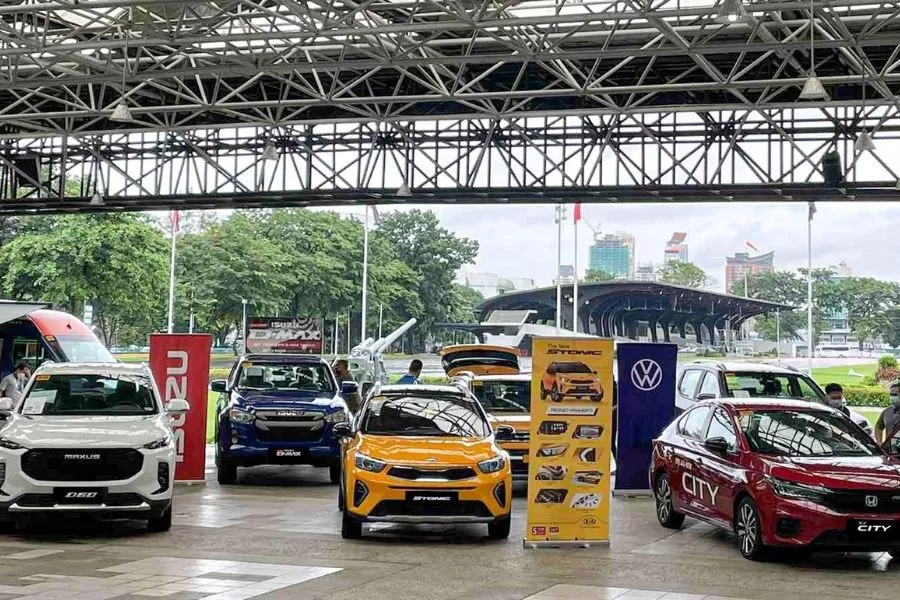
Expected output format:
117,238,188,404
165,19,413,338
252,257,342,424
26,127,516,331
745,241,758,252
171,210,180,235
573,202,582,223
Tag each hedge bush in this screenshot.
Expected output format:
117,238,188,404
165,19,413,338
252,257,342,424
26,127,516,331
209,368,231,382
878,354,898,370
844,385,890,407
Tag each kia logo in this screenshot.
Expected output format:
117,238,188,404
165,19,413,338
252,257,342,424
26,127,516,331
631,359,663,391
64,454,101,460
866,495,879,508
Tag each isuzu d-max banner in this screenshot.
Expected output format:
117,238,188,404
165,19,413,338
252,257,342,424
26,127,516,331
245,317,323,354
149,334,211,482
525,337,614,547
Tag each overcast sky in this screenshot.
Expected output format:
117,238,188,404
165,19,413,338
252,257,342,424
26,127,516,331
359,201,899,293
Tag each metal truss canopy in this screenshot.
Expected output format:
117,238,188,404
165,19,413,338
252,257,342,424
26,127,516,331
2,0,900,211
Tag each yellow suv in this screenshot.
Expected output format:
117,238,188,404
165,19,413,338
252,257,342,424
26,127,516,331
469,374,532,482
334,384,514,540
540,361,603,402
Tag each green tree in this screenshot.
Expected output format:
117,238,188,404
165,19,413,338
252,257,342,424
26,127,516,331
656,261,708,288
0,214,168,346
838,277,900,348
583,269,616,283
377,210,479,350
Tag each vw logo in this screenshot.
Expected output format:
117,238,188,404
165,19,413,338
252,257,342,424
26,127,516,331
866,495,879,508
631,359,663,391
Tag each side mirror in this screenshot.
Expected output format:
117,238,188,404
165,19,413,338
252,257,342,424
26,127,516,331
495,424,516,441
210,379,228,393
704,436,731,455
332,422,353,438
0,398,13,412
341,381,359,397
167,398,190,413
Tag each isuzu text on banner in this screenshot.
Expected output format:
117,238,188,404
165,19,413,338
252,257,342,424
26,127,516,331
149,334,211,482
614,342,677,495
245,317,323,354
525,337,614,547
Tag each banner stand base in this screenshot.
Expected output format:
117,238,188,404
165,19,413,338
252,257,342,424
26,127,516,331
612,489,652,498
524,539,610,549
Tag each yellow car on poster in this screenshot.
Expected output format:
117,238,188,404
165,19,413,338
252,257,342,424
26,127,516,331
540,361,604,402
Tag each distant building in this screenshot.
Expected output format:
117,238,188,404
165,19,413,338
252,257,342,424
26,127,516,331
634,262,656,282
725,251,775,294
819,262,854,346
459,272,537,299
554,265,576,286
588,232,635,279
664,232,688,263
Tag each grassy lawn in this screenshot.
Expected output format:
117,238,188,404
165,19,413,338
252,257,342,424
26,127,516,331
811,363,876,387
206,391,218,443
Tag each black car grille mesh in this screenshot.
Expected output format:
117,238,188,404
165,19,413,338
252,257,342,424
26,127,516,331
21,449,143,482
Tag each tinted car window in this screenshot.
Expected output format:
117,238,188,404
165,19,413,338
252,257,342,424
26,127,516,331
23,374,158,416
705,408,737,451
237,362,334,393
739,409,879,457
698,372,719,398
360,394,491,438
678,370,702,398
723,372,823,401
680,406,710,439
472,380,530,413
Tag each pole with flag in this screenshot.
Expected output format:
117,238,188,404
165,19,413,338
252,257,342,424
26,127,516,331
573,202,582,334
166,210,179,334
554,204,565,333
807,201,816,374
742,241,758,344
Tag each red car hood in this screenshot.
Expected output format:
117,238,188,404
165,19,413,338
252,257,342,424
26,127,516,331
765,455,900,490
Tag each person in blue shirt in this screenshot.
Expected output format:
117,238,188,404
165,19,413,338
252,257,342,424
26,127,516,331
396,359,423,385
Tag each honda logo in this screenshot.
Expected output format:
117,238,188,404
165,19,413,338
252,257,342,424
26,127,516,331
631,359,663,391
866,495,879,508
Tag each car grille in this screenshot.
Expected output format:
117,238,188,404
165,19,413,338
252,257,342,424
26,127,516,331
823,489,900,514
255,410,322,423
508,430,530,443
16,493,145,508
388,466,476,481
507,450,529,475
21,449,143,482
254,423,323,443
370,500,492,518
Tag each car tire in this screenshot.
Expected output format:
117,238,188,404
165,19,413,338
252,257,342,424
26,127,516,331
539,384,547,401
217,456,238,485
338,482,345,511
736,497,768,561
488,515,511,540
329,462,341,485
148,505,173,533
550,385,561,403
654,473,685,529
341,510,362,539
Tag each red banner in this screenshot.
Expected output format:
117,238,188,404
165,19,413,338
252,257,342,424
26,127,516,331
149,334,212,482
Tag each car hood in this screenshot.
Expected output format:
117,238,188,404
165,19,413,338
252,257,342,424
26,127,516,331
234,390,339,412
357,435,498,466
765,455,900,490
1,415,170,448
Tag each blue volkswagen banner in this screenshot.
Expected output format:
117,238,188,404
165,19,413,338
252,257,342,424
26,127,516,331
614,343,677,495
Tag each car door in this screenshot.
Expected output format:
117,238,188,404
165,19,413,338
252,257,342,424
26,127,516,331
670,405,713,518
697,407,742,526
676,369,704,414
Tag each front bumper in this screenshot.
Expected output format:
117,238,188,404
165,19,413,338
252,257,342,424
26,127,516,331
558,383,602,398
346,464,512,524
222,420,340,467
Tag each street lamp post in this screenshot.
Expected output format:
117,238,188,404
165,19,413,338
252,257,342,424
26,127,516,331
241,298,248,349
554,204,565,333
807,201,816,374
361,206,369,344
378,303,384,340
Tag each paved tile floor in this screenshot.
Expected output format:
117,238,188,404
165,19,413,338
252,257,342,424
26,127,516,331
0,450,893,600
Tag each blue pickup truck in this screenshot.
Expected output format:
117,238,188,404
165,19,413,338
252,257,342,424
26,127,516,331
212,354,355,484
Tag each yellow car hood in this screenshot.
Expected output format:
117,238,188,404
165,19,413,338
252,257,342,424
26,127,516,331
358,435,498,465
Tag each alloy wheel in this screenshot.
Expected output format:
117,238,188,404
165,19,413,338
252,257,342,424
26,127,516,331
656,477,672,523
737,503,758,556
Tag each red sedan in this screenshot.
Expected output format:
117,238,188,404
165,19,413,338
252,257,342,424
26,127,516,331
651,398,900,560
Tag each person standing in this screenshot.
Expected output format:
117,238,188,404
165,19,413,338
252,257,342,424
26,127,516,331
875,383,900,454
823,383,851,418
0,362,31,403
396,359,423,385
332,359,361,413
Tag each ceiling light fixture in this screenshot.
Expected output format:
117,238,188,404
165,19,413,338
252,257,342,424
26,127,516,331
854,130,876,153
396,182,412,197
715,0,749,24
799,0,827,100
90,191,105,206
262,141,278,162
110,9,137,122
110,103,133,122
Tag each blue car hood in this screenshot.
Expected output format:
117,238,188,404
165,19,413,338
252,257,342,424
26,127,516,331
233,389,337,412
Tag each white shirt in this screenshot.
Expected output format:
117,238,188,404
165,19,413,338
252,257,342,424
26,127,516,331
0,373,24,403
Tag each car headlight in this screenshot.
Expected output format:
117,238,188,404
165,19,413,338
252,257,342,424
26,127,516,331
354,453,386,473
765,476,829,502
325,409,348,424
0,437,25,450
230,407,253,424
142,435,171,450
478,454,507,474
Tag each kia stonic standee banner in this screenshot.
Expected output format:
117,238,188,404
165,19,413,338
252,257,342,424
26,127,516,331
525,337,614,547
245,317,323,354
149,334,211,482
614,342,677,496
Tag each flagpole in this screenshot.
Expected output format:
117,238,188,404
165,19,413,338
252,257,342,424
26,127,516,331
166,211,177,334
555,204,563,334
573,204,579,335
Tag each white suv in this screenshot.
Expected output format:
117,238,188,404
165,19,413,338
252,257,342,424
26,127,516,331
0,363,188,531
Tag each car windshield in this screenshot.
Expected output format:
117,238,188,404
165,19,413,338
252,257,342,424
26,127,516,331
472,380,531,414
724,372,824,401
739,409,880,457
360,394,491,437
21,373,158,416
54,335,115,363
237,362,334,393
556,363,592,374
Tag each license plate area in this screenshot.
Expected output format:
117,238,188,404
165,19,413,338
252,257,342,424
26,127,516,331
271,448,308,463
847,519,898,541
405,490,459,504
53,487,107,505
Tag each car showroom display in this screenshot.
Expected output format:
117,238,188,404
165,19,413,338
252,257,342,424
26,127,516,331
333,382,514,540
652,398,900,560
0,362,188,531
212,354,354,485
